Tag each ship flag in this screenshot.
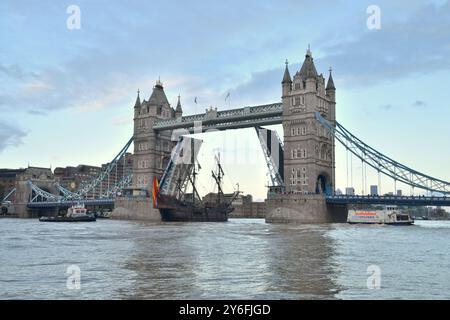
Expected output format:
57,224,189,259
152,176,159,208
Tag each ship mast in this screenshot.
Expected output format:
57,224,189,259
192,162,197,205
212,153,225,204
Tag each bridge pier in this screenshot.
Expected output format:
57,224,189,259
27,207,59,218
13,168,59,218
265,194,347,224
14,180,30,218
111,197,161,221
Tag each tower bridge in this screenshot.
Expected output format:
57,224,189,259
152,102,283,132
5,48,450,222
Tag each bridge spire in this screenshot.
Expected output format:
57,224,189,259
326,67,336,91
134,89,141,108
299,45,318,79
149,79,169,105
282,59,292,97
282,59,292,84
175,94,183,118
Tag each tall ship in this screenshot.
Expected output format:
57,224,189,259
152,137,239,222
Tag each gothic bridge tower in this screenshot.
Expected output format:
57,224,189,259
113,80,182,220
266,47,344,224
132,80,180,195
281,47,336,196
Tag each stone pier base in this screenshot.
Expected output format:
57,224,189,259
265,194,347,224
13,203,59,218
14,203,29,218
112,197,162,221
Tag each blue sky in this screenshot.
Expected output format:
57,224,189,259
1,0,449,200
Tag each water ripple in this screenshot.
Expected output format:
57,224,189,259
1,218,450,299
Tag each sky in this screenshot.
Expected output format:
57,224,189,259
0,0,449,200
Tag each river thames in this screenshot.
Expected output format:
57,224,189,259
1,218,449,299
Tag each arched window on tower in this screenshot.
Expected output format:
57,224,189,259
320,144,327,160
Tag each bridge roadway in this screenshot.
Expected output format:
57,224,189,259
152,102,283,132
27,195,450,209
27,199,114,209
326,195,450,206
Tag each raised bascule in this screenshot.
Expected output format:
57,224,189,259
7,48,450,222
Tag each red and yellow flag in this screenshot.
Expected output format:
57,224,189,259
151,176,159,208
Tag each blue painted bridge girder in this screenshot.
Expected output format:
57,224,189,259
27,199,114,209
152,103,283,133
27,195,450,210
326,195,450,207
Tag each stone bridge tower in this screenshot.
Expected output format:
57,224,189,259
132,80,177,195
265,47,344,224
113,80,180,220
281,47,336,195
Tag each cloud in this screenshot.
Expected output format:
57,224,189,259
0,94,15,107
412,100,427,108
380,104,393,111
0,53,209,117
26,110,47,116
1,1,448,120
212,1,450,105
319,2,450,87
111,116,132,127
23,80,53,94
0,122,27,153
224,67,286,106
0,63,37,81
0,1,326,116
375,100,427,112
0,62,138,115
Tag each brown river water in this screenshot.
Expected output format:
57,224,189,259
1,218,449,299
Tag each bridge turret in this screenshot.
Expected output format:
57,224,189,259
132,79,177,201
133,89,141,118
299,46,318,93
281,45,335,195
326,68,336,102
134,89,141,108
282,59,292,97
175,94,183,118
326,67,336,191
147,79,173,118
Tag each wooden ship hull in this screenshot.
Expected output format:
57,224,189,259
157,194,233,222
153,137,239,223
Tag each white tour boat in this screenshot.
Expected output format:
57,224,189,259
347,205,414,225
